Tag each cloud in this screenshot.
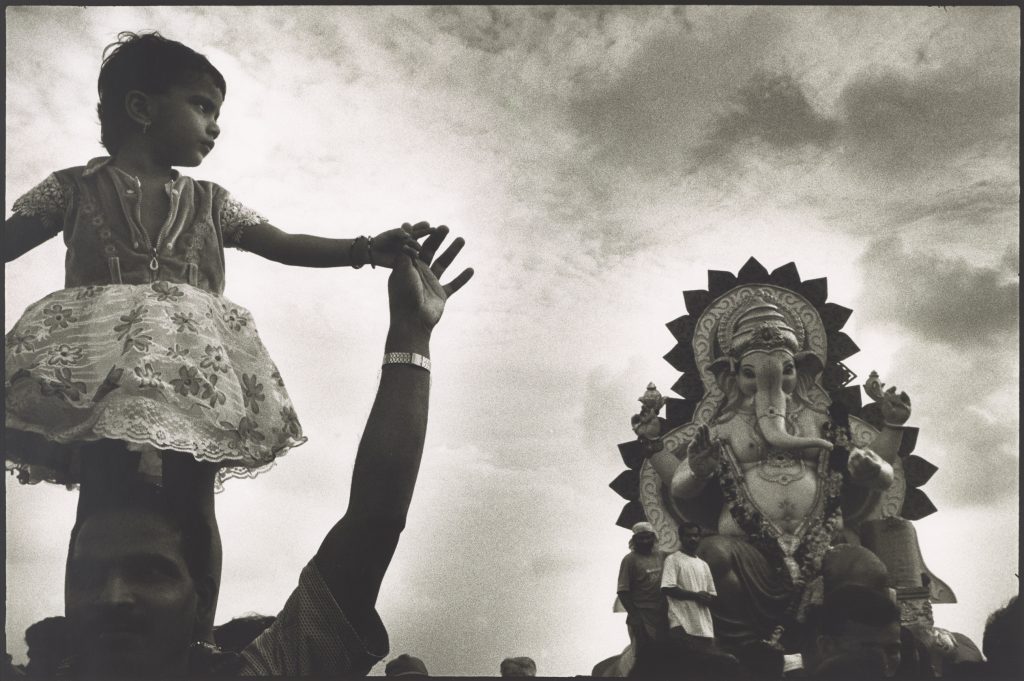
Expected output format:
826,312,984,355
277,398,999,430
836,63,1019,176
566,8,794,178
857,237,1018,347
694,72,837,165
854,236,1018,509
883,340,1019,508
827,179,1020,240
379,443,631,675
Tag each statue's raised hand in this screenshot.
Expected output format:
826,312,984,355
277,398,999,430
687,424,721,479
865,371,912,426
847,446,894,489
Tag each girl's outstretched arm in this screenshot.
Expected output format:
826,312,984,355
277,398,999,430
4,214,59,262
236,221,431,268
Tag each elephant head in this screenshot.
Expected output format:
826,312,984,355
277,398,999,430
712,295,833,452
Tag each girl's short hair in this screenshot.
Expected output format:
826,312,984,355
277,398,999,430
97,31,226,154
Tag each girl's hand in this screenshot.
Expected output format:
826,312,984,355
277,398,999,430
371,222,434,268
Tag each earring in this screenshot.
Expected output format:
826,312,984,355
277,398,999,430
142,121,150,135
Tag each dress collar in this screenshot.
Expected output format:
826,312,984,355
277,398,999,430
82,156,181,183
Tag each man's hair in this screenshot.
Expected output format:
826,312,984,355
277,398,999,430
677,520,701,539
97,31,226,153
500,656,537,676
982,595,1020,667
819,584,900,636
67,481,212,587
24,616,68,650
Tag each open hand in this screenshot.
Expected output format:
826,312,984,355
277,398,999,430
388,225,474,333
847,447,882,480
371,221,435,268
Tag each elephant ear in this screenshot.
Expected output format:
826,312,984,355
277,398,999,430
794,350,824,377
710,356,736,392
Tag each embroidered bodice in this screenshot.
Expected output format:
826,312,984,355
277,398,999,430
11,157,266,295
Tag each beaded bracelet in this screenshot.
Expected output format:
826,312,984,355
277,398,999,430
349,236,368,269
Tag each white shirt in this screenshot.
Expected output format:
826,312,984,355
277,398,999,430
660,551,716,637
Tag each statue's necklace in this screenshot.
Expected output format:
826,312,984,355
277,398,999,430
757,450,806,486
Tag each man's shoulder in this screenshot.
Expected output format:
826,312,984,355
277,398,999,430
661,551,685,573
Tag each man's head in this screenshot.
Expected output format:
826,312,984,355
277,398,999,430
631,522,657,554
24,615,69,676
64,484,214,677
983,595,1021,677
384,653,429,676
500,656,537,676
677,521,702,556
814,584,902,678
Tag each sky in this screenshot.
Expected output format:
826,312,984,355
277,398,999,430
4,5,1020,676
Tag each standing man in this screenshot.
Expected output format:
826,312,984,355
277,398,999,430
617,522,669,677
661,521,738,676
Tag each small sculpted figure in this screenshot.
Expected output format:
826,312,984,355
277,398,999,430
631,383,666,442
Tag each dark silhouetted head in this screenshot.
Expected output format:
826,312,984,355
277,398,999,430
97,31,225,154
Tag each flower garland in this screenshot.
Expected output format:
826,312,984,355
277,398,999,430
716,424,846,632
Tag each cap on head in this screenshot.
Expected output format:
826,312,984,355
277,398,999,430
631,521,655,536
385,654,429,676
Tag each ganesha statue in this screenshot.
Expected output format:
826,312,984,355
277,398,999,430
611,259,952,659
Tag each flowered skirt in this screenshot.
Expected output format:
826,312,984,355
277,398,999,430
5,282,307,489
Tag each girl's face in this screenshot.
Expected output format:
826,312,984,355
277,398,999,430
145,71,223,168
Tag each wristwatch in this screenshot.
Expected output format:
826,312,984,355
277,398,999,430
382,351,431,372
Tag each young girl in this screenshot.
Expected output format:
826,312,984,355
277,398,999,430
4,31,429,641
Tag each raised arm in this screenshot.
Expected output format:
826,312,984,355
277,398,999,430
236,221,433,268
4,214,58,261
314,225,473,625
5,174,67,261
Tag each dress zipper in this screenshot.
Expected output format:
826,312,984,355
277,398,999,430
134,177,171,273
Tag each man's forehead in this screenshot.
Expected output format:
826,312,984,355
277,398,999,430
845,619,900,643
72,508,184,560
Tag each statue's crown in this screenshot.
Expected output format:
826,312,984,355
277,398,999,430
723,293,800,356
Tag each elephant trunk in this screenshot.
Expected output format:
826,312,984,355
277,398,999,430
754,359,834,452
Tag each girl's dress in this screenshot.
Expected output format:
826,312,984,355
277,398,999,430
5,157,306,489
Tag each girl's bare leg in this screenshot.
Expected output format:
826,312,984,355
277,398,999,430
162,452,222,644
75,439,140,524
